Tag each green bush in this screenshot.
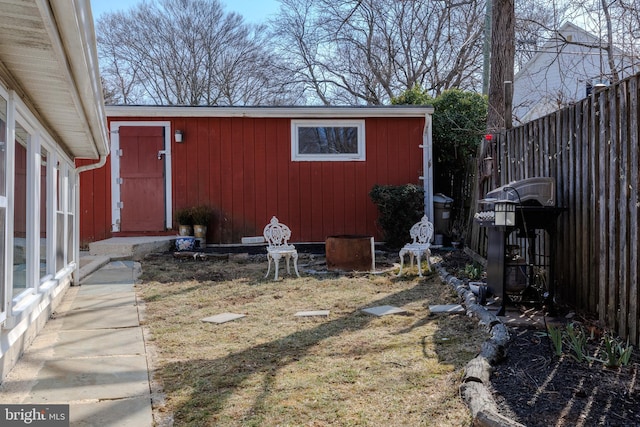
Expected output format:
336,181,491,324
190,205,212,225
369,184,424,249
174,207,193,226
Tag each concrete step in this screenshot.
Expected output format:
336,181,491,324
88,236,176,260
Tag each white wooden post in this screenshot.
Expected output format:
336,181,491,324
422,113,434,222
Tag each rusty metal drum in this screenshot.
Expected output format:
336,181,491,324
325,235,375,271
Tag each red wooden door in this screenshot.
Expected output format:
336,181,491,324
119,126,165,232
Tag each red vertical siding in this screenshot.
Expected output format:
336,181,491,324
253,120,268,237
80,115,426,245
218,118,230,242
77,155,112,245
242,119,256,236
207,118,222,242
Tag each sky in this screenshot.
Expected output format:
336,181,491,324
90,0,280,24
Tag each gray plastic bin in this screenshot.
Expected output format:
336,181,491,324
433,193,454,235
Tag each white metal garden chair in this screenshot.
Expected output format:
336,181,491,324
263,216,300,280
398,215,434,277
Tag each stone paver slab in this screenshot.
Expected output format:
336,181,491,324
60,306,140,330
362,305,407,317
70,396,153,427
295,310,330,317
80,263,136,286
26,356,149,402
202,313,246,324
43,329,146,358
76,283,136,294
69,293,136,311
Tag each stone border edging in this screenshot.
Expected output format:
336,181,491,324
435,265,525,427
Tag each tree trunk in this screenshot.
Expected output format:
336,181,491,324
486,0,515,133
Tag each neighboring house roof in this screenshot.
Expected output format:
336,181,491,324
0,0,108,159
512,21,628,124
105,105,434,118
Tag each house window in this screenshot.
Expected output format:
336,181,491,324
39,147,48,280
0,93,7,321
291,120,365,161
55,161,63,271
1,90,78,318
66,169,75,264
13,121,29,297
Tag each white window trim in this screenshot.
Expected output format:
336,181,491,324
0,86,8,324
291,119,366,162
5,93,76,321
13,114,39,306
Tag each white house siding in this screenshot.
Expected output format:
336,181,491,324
0,84,82,381
513,22,630,124
0,0,108,382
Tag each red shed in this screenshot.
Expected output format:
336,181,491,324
79,106,434,246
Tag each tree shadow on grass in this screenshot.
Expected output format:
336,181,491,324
151,275,480,425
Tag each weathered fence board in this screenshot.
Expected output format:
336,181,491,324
470,74,640,345
629,77,639,343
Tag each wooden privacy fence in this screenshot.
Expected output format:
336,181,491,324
469,74,640,345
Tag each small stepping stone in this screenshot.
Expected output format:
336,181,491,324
201,313,246,324
295,310,330,317
362,305,407,317
429,304,465,314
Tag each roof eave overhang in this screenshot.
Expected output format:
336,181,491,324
105,105,434,118
0,0,109,159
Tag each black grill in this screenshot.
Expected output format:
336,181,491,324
475,177,564,316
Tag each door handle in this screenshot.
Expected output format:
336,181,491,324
157,150,166,160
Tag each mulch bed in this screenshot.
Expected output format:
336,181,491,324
434,248,640,427
490,326,640,426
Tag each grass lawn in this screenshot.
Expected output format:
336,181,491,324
136,252,487,426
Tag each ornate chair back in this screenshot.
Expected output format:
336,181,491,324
409,215,434,246
263,216,294,249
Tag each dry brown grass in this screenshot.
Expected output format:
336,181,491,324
136,252,487,426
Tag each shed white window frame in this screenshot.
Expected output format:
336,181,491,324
291,119,366,161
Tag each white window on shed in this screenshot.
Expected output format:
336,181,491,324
291,120,365,161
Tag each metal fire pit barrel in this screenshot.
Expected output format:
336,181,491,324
325,235,375,271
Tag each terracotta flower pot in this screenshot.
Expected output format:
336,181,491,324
178,224,193,236
194,224,207,247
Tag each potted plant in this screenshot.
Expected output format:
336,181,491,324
190,205,212,246
174,207,193,236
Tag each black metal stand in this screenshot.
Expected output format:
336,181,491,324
483,206,564,317
486,227,508,316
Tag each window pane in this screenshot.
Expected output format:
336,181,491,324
67,170,75,264
0,94,6,197
13,123,28,296
298,126,358,154
67,214,74,264
0,208,5,306
56,212,64,271
0,95,6,308
56,161,61,213
40,148,47,279
67,169,74,213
